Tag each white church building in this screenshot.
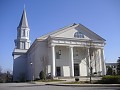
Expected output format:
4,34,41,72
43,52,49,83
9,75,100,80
12,8,106,81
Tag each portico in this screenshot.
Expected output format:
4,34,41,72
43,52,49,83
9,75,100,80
49,36,105,78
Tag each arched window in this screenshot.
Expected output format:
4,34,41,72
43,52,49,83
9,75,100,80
74,32,84,38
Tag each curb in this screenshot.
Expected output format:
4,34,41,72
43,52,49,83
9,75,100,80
46,84,120,87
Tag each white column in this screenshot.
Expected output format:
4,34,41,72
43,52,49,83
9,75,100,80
69,46,74,77
94,49,97,72
87,48,90,76
51,45,55,77
101,48,105,75
98,49,102,75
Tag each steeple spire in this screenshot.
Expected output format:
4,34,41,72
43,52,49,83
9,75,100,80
15,7,30,50
18,7,29,28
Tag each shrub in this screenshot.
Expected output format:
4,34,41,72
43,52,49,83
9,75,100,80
39,71,45,80
46,73,51,79
94,72,97,74
101,75,120,84
35,78,40,81
75,78,79,82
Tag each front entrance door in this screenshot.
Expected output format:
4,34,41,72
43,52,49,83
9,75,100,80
74,64,79,76
56,67,61,76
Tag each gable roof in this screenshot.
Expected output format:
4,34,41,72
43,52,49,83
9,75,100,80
37,23,77,39
37,23,106,41
76,24,106,41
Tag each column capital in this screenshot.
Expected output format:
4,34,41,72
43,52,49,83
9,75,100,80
69,45,74,48
50,44,56,47
100,48,104,50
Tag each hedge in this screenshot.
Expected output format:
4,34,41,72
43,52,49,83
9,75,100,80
101,75,120,84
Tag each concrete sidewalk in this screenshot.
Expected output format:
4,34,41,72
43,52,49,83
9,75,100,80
34,81,120,87
46,83,120,87
34,77,120,87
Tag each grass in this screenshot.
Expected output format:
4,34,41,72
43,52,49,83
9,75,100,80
64,80,102,84
35,75,120,84
35,79,65,82
64,81,90,84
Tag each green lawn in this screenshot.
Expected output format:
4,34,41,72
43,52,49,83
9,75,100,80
35,79,65,82
64,81,91,84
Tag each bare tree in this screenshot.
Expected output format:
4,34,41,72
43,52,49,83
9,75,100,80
0,66,2,74
80,40,101,83
117,57,120,75
42,56,48,79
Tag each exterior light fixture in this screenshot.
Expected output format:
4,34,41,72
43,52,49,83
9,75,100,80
59,50,61,55
30,62,33,65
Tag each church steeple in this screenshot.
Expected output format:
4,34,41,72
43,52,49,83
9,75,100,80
14,8,30,50
18,8,29,28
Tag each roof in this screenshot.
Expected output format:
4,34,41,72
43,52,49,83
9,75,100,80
28,23,106,54
37,23,106,41
18,8,29,28
106,63,117,66
37,23,77,39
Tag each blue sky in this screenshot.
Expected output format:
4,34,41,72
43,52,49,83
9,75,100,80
0,0,120,72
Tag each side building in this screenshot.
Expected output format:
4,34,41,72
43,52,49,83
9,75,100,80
13,8,106,81
106,63,117,75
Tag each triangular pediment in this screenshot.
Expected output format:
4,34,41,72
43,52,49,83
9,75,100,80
38,23,105,42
